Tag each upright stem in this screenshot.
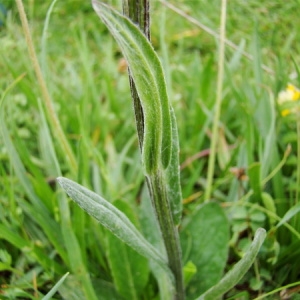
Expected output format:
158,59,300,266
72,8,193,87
15,0,77,174
205,0,227,201
147,171,184,300
122,0,150,150
122,1,184,299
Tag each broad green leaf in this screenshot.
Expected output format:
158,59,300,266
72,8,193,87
180,202,230,299
276,202,300,228
92,1,172,174
106,200,149,299
57,177,170,275
198,228,266,300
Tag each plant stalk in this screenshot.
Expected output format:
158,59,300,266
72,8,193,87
147,171,184,300
122,0,150,150
15,0,77,174
204,0,227,201
122,1,184,298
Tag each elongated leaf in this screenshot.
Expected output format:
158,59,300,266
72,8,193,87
276,202,300,228
198,228,266,300
92,1,171,174
166,107,182,225
42,272,69,300
106,200,149,299
180,202,230,299
57,177,171,274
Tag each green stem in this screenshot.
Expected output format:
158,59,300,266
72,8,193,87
204,0,227,201
122,1,184,298
15,0,77,174
253,280,300,300
147,171,184,300
122,0,150,150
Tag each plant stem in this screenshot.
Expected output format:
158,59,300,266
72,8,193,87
122,1,184,298
15,0,77,174
204,0,227,201
147,171,184,300
122,0,150,150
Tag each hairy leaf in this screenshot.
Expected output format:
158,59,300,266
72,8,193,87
57,177,171,275
198,228,266,300
92,0,171,174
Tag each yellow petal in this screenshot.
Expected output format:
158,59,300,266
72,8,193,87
281,109,290,117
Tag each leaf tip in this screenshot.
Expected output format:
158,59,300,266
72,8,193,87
56,176,63,184
56,177,68,190
255,227,266,240
91,0,104,11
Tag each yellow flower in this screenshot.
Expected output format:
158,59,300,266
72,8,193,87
287,84,300,101
278,84,300,116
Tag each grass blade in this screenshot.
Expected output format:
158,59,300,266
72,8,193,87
276,203,300,228
42,272,69,300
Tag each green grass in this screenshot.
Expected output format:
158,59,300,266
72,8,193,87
1,0,300,299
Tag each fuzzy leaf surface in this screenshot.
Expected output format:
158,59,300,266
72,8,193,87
198,228,266,300
92,0,171,174
57,177,170,273
166,107,182,225
92,1,182,224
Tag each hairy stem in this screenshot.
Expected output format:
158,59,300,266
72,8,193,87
122,0,150,149
122,1,184,298
147,171,184,300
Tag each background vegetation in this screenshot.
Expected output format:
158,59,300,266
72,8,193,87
1,0,300,299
